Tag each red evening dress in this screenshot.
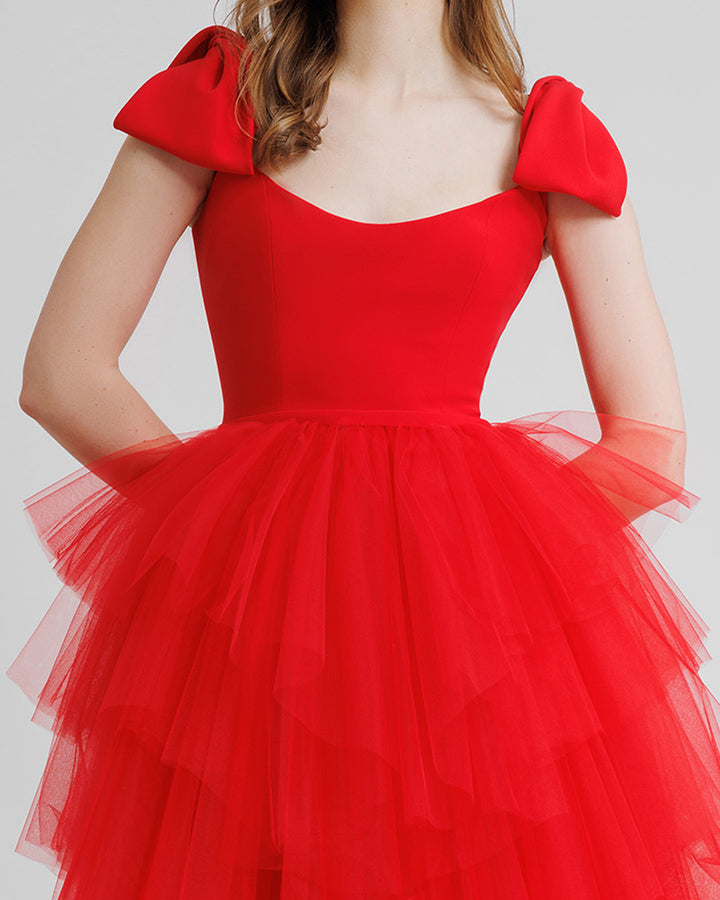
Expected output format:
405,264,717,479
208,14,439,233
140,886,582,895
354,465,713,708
7,24,720,900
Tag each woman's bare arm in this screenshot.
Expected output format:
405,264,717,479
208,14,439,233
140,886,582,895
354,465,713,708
545,191,687,518
19,137,214,469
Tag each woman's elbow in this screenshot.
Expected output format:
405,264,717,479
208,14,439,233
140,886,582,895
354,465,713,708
19,351,116,424
19,356,58,420
19,386,43,419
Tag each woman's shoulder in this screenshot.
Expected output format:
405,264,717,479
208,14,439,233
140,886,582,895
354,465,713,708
113,26,255,175
514,73,628,217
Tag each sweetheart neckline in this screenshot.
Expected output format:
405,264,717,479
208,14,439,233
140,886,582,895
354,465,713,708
256,169,524,227
251,76,563,227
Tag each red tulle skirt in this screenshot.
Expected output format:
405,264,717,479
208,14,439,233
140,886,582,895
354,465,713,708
7,408,720,900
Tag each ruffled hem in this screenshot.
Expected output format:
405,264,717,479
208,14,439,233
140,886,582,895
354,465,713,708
7,409,720,900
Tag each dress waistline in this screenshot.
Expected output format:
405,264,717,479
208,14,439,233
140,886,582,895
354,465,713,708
222,407,490,427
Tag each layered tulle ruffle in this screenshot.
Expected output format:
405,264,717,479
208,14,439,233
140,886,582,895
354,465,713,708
7,409,720,900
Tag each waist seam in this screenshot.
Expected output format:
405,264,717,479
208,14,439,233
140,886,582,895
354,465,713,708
222,407,486,426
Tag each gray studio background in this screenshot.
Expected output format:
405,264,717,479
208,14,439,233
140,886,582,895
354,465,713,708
2,1,718,897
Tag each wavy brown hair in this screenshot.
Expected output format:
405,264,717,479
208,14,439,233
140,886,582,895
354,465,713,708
212,0,526,172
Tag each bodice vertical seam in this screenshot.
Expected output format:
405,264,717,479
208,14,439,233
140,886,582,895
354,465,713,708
261,176,284,409
438,196,499,413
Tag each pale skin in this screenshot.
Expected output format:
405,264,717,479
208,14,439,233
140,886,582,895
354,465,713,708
20,0,686,514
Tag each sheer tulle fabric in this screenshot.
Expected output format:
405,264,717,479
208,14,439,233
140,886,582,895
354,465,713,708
8,410,720,900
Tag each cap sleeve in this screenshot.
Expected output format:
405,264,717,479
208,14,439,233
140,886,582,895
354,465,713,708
113,25,255,175
513,75,627,216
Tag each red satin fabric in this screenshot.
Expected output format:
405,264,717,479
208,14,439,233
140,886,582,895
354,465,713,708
8,24,720,900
